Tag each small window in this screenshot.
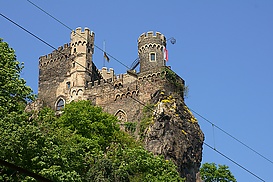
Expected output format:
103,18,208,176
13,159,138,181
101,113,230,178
150,53,156,62
66,82,71,89
72,62,75,68
74,48,76,53
87,63,90,68
87,48,91,53
56,99,65,111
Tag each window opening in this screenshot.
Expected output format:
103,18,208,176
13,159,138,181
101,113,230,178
150,53,156,61
66,82,71,89
56,99,65,111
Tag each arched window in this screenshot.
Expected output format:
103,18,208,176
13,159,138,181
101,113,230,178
115,110,127,122
56,99,65,111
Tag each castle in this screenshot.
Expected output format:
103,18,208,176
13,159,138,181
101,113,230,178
37,27,204,181
38,27,185,122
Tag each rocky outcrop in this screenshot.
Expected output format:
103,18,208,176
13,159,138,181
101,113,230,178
143,91,204,182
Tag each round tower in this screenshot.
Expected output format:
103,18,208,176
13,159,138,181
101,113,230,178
138,31,167,73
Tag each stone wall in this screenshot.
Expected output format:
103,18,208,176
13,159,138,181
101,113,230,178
84,66,185,127
38,44,71,108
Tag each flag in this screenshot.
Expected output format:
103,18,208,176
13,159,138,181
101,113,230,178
104,52,110,62
163,46,168,61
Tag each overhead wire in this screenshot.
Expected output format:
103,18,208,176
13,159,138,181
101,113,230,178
26,0,130,70
0,159,52,182
0,8,267,182
204,143,265,182
190,108,273,165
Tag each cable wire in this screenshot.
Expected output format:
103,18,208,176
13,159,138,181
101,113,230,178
1,10,266,182
190,108,273,165
26,0,130,70
0,159,52,182
204,142,265,182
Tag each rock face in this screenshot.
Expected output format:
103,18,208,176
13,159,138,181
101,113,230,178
143,91,204,182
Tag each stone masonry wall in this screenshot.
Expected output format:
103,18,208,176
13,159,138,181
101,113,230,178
84,66,185,126
38,44,71,108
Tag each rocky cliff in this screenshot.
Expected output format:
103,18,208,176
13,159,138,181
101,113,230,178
142,90,204,182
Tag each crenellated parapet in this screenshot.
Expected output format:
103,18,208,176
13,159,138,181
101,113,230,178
70,27,95,54
100,67,114,80
39,43,71,68
138,31,166,52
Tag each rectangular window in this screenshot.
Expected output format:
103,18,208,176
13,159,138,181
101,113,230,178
150,53,156,62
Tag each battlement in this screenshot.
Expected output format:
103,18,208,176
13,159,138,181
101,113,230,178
39,43,71,67
71,27,95,44
100,67,114,80
72,27,94,37
89,67,168,90
138,31,166,46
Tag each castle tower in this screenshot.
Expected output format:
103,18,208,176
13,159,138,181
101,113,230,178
138,31,167,73
38,27,101,110
70,27,95,88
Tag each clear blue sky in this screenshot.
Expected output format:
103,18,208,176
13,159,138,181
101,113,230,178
1,1,273,181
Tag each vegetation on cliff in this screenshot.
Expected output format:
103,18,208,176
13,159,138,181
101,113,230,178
142,91,204,181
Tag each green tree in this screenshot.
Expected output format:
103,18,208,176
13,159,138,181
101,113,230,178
0,39,35,116
200,163,236,182
57,100,184,182
0,101,184,181
57,100,121,150
0,109,87,181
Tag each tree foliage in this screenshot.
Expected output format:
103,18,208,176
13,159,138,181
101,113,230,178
200,163,236,182
0,39,34,116
0,102,184,181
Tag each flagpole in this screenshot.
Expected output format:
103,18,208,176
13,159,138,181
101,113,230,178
103,40,105,67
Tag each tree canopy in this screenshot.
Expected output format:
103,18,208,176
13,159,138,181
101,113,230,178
0,38,34,116
200,162,236,182
1,101,184,181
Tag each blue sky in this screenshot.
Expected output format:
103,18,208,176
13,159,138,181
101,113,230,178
1,1,273,181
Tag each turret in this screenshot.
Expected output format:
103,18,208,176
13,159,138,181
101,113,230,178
70,27,95,87
70,27,95,55
138,31,167,72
